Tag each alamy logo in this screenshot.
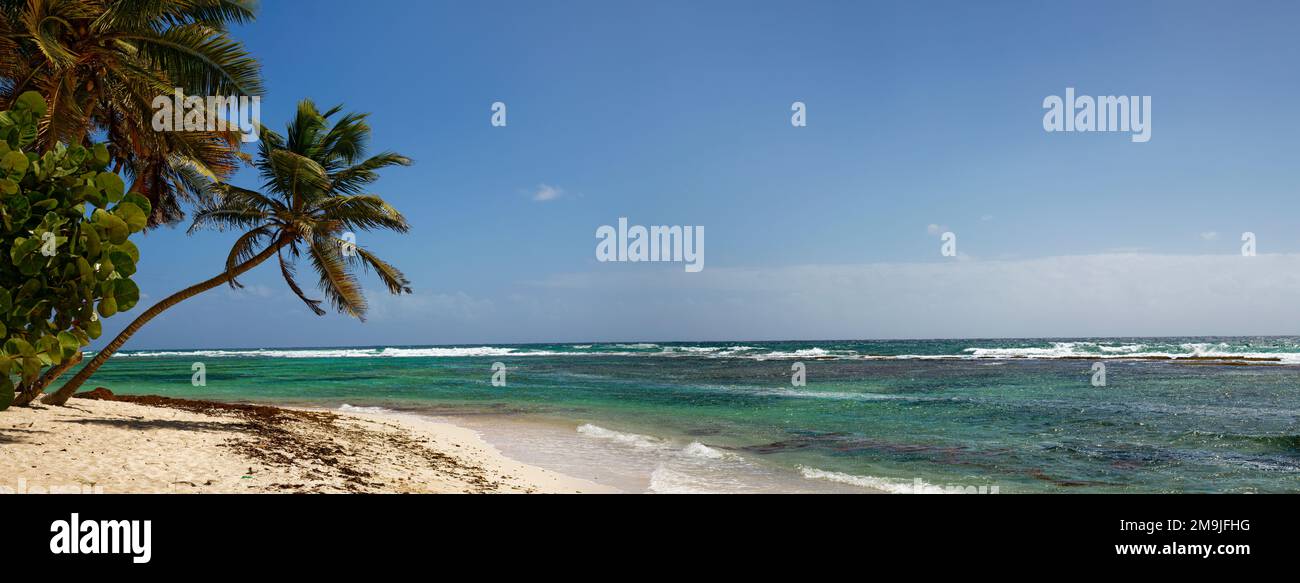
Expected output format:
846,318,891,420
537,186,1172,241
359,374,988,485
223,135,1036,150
1043,88,1151,143
596,217,704,273
50,513,152,564
1091,362,1107,387
152,88,261,143
491,362,507,387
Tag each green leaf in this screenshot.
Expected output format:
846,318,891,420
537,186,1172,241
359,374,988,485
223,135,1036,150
77,256,94,280
95,172,125,202
113,202,148,233
83,227,102,258
97,256,116,280
6,194,29,224
122,192,152,217
117,240,140,263
1,151,28,177
114,279,140,312
19,254,46,276
37,333,61,365
69,326,89,347
4,338,34,357
15,91,47,118
21,354,40,383
66,145,87,167
110,251,136,276
0,376,13,411
92,143,110,167
94,209,129,244
57,331,80,359
98,296,117,318
10,236,40,264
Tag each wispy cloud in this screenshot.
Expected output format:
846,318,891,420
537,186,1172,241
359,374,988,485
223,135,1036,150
366,290,495,322
1200,231,1219,241
110,253,1300,347
525,254,1300,339
532,184,564,202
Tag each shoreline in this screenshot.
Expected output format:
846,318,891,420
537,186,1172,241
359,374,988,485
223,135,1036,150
0,394,616,494
426,409,887,494
0,393,889,494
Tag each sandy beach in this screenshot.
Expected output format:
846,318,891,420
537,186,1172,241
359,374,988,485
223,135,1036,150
0,394,615,494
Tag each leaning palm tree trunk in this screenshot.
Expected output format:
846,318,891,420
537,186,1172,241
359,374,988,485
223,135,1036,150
43,238,289,406
11,352,84,407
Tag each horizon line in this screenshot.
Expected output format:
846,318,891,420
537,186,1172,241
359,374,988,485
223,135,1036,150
93,333,1300,353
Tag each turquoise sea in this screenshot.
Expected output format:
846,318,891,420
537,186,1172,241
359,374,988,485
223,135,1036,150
84,337,1300,493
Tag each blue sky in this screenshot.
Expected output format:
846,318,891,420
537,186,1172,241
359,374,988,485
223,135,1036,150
105,0,1300,348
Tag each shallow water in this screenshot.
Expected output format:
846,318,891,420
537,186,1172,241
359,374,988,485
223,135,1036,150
87,337,1300,493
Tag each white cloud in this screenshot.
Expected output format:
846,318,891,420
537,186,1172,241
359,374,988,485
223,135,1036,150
926,223,946,236
1200,231,1219,241
119,254,1300,346
525,253,1300,339
532,184,563,202
367,290,494,322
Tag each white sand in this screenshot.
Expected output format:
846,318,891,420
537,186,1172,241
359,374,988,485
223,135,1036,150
0,399,616,494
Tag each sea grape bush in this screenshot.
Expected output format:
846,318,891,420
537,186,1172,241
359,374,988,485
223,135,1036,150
0,92,148,410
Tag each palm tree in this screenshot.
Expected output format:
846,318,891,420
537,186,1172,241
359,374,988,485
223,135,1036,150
0,0,263,225
43,99,413,405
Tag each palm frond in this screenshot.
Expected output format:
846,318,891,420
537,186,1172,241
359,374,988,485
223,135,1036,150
317,111,369,167
189,198,272,233
277,248,326,315
315,194,410,233
22,0,89,69
307,235,367,319
223,225,272,288
123,23,264,96
329,152,412,195
266,148,329,202
325,236,411,296
93,0,257,32
284,99,326,156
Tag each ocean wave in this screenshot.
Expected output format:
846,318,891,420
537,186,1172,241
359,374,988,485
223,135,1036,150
660,345,760,357
338,404,391,414
689,384,911,402
1099,344,1147,353
798,467,951,494
749,348,835,360
576,424,663,448
648,466,722,494
110,340,1300,364
117,348,382,358
661,346,724,353
116,346,569,359
758,387,909,401
959,341,1300,363
681,442,734,460
962,342,1086,359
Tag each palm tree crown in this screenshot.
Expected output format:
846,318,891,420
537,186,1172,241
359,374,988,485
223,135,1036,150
191,99,413,319
42,98,413,405
0,0,264,225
